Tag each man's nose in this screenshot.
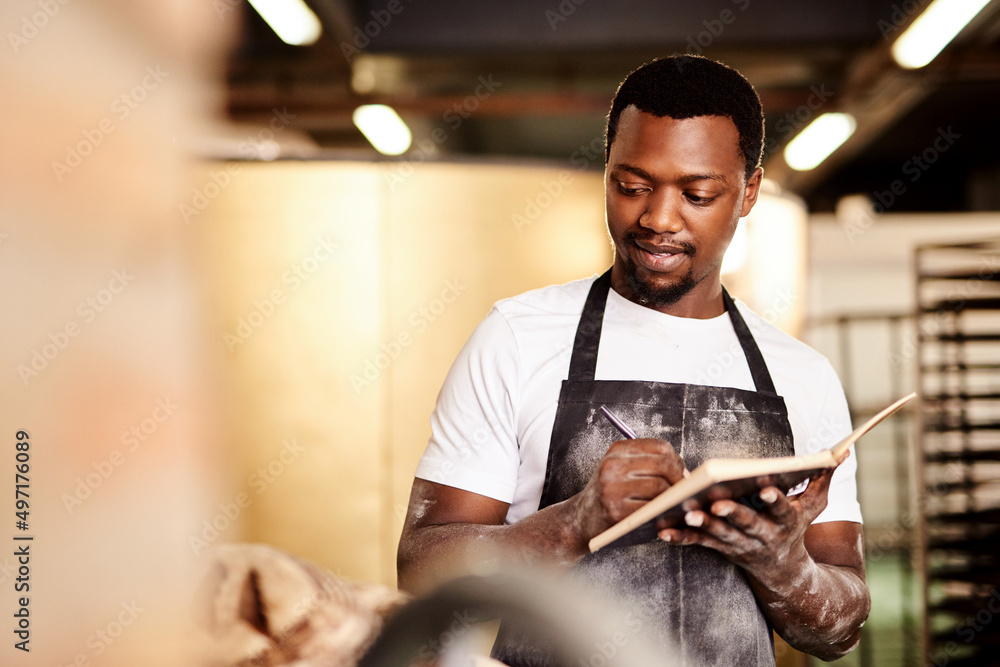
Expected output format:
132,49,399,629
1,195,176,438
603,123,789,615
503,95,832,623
639,191,684,233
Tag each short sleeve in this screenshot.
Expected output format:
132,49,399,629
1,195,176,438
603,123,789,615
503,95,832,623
808,362,863,524
413,307,522,502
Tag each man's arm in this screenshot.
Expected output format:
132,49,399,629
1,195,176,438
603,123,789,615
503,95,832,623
397,438,686,594
658,467,870,661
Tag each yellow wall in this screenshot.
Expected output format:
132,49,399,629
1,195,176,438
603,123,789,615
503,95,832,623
193,160,610,585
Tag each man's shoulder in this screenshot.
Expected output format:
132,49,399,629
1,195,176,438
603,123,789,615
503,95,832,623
733,298,834,373
492,274,599,322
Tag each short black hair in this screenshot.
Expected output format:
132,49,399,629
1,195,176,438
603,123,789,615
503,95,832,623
605,55,765,182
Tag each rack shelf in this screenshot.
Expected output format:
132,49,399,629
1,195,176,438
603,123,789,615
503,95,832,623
917,239,1000,665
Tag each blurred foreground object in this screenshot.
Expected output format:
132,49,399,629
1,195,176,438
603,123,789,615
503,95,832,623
0,0,238,664
197,543,407,667
196,543,666,667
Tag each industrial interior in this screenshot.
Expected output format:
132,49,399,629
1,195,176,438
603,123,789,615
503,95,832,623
2,0,1000,666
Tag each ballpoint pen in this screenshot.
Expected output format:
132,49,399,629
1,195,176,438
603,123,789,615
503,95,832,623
599,404,638,439
599,405,689,477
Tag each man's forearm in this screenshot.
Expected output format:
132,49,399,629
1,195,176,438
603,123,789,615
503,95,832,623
748,548,870,661
397,497,589,594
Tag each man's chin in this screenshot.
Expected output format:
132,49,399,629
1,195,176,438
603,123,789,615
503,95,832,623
624,267,697,309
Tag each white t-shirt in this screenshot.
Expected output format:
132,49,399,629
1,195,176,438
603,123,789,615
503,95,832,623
415,275,862,526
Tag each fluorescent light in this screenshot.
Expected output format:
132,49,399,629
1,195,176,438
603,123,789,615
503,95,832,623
353,105,412,155
784,113,857,171
892,0,991,69
247,0,322,46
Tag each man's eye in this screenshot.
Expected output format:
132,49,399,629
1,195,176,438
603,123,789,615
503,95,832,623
617,182,647,196
684,193,717,205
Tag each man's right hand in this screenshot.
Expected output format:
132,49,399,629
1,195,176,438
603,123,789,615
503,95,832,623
571,438,687,542
397,438,685,593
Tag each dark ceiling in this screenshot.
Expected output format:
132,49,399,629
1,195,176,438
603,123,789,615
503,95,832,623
225,0,1000,212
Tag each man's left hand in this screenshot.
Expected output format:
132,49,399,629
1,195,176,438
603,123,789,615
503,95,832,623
657,468,833,581
658,468,871,661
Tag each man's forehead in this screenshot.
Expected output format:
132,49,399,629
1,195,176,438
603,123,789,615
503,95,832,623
616,105,739,135
610,107,744,171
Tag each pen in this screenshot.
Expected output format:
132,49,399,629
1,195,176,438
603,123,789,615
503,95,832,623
599,405,638,439
599,405,689,477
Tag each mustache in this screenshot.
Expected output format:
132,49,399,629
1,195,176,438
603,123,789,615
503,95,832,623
623,231,697,257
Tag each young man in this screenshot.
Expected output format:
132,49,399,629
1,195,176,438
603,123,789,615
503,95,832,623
397,56,870,666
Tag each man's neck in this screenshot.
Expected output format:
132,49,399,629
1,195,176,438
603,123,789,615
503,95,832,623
609,268,726,319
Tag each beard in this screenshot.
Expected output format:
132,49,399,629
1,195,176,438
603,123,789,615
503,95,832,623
620,231,701,309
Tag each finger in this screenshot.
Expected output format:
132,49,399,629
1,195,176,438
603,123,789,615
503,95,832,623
608,497,660,522
686,510,764,548
702,502,778,545
755,486,796,524
604,451,681,484
708,500,767,534
792,469,833,520
637,438,687,483
659,515,760,554
610,439,687,484
616,476,672,502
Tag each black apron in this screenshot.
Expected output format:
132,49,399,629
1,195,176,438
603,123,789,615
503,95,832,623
493,270,794,667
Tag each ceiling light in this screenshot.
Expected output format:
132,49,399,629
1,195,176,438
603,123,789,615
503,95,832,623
247,0,322,46
353,105,412,155
891,0,991,69
784,113,857,171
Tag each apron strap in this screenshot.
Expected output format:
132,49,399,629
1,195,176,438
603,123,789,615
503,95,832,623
567,270,612,381
722,287,778,395
566,269,779,395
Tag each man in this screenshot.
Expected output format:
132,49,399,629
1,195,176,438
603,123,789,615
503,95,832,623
397,56,870,666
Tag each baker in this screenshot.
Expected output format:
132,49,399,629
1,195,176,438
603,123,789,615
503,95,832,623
397,55,870,666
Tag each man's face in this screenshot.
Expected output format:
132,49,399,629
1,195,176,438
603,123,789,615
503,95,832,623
605,106,762,317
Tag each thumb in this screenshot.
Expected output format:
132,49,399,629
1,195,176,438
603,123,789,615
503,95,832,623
794,468,833,521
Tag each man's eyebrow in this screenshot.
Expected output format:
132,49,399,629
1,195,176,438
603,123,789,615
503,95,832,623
610,163,655,181
677,172,730,185
611,163,730,185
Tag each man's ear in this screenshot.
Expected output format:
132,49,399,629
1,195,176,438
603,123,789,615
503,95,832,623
740,166,764,217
